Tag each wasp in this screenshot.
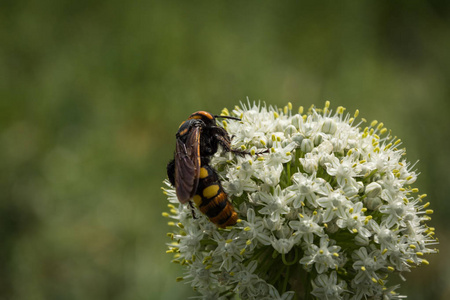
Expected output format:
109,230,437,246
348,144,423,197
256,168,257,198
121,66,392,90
167,111,247,228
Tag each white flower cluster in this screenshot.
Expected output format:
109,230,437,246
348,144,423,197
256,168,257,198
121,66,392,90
163,101,438,300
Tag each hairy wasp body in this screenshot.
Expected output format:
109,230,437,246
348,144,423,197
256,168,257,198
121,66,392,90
167,111,241,228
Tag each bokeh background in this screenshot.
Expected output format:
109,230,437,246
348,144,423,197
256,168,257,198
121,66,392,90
1,1,449,299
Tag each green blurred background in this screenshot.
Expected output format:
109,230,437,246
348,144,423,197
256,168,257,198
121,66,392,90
1,1,449,299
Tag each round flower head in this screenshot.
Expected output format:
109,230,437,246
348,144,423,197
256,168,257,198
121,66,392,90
162,101,438,300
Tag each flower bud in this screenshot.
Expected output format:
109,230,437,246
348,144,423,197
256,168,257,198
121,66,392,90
290,114,302,128
325,221,339,233
364,196,382,211
365,182,382,198
355,233,370,246
292,133,304,146
301,138,314,153
322,118,337,134
313,134,323,146
284,125,297,136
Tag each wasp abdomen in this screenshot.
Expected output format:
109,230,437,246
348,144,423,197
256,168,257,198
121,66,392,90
192,166,237,228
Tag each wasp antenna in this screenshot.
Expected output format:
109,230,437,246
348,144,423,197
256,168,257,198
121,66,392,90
214,115,241,121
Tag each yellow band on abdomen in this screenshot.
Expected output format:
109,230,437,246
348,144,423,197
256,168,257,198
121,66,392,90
203,185,219,199
199,167,209,179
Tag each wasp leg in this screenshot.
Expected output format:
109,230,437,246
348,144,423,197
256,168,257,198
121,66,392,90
188,201,197,219
230,148,252,156
218,134,269,157
232,148,269,157
253,148,270,156
215,134,249,155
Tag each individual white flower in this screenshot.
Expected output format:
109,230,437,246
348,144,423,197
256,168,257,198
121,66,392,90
270,236,296,255
266,286,295,300
380,285,407,300
379,194,417,229
241,207,272,246
289,212,324,244
317,189,353,223
287,172,329,208
174,224,205,260
336,202,372,240
256,185,294,223
351,246,386,284
370,220,400,253
232,261,271,299
311,271,348,300
324,155,359,188
350,276,383,300
300,237,341,274
266,141,296,169
212,231,246,272
183,258,219,291
223,158,259,197
254,163,283,187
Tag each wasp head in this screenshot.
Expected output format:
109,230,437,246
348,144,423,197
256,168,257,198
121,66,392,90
188,111,240,126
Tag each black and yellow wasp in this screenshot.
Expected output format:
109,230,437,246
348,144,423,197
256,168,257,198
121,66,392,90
167,111,246,228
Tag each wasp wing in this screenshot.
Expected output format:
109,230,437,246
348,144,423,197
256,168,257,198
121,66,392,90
174,126,201,204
